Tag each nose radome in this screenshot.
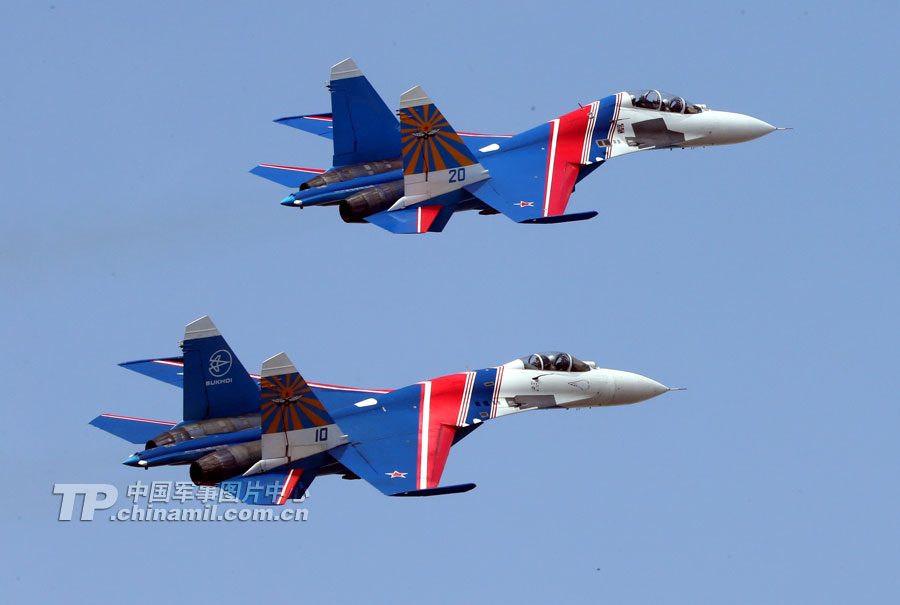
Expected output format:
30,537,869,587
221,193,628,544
715,111,776,143
609,370,669,405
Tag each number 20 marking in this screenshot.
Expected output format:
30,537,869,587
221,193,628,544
449,167,466,183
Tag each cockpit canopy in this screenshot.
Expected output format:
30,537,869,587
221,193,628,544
521,351,591,373
628,89,706,114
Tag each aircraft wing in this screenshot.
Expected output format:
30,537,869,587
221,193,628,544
328,382,476,497
465,109,603,224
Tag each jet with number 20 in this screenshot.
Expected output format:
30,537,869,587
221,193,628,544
251,58,780,234
91,317,679,505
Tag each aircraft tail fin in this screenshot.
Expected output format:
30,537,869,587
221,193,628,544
328,58,399,166
182,316,259,422
255,353,346,465
391,86,489,210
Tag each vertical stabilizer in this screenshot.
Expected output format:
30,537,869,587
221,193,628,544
181,316,259,421
391,86,489,210
328,58,400,166
247,352,347,476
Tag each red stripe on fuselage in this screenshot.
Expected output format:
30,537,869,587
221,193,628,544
545,106,594,217
416,373,470,489
605,93,622,159
490,365,505,419
540,105,597,217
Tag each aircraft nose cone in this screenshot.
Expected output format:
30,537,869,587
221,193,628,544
715,111,776,144
609,370,669,405
122,453,142,467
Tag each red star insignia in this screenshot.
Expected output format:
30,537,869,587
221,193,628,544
386,470,407,478
514,201,534,207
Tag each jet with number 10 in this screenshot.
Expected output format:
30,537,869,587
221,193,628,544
91,317,679,504
251,58,780,234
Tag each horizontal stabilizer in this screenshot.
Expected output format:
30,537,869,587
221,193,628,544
391,483,476,497
220,463,322,505
274,113,334,139
119,357,186,387
250,164,325,188
90,414,175,444
365,203,453,234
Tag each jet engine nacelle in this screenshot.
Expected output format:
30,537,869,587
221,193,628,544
189,440,262,485
146,414,260,449
301,158,401,190
339,180,404,223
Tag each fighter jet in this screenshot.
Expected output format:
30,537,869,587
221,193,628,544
91,317,679,504
251,58,781,234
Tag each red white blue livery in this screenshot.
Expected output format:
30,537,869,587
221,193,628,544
251,58,781,233
91,317,680,504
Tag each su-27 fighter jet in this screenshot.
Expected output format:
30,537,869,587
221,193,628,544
91,317,680,505
251,58,781,234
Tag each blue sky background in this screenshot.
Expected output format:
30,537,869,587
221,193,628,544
2,1,898,602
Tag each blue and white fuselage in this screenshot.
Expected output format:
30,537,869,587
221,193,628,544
93,317,679,504
251,59,780,234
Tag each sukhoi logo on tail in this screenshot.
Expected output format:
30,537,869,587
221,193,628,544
208,350,232,377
